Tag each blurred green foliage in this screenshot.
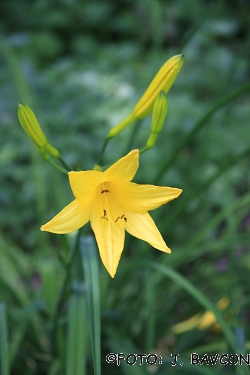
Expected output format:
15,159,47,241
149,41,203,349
1,0,250,374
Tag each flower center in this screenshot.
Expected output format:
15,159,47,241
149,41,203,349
99,182,127,227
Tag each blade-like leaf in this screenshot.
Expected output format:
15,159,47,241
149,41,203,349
0,303,9,375
80,236,101,375
66,281,87,375
142,261,236,350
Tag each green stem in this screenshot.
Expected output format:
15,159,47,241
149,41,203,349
106,114,134,139
58,156,72,172
50,230,81,357
154,81,250,183
97,115,135,165
139,146,150,154
46,158,68,175
96,138,109,166
122,119,141,155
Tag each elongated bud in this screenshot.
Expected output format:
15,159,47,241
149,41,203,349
150,91,168,134
140,92,168,154
18,103,60,158
18,103,47,147
133,54,184,119
107,54,184,139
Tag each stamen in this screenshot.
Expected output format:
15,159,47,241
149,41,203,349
101,209,108,220
101,189,110,194
115,214,127,223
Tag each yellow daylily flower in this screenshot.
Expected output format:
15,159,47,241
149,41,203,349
41,150,182,277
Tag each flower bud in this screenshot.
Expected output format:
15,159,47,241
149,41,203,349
18,103,47,147
18,103,60,158
132,54,184,119
150,91,168,134
107,54,184,139
140,92,168,154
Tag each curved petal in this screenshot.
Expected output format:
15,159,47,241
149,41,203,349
104,149,139,182
90,193,125,278
69,170,104,203
112,181,182,213
41,199,90,234
124,211,170,253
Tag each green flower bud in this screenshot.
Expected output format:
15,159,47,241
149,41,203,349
150,91,168,134
18,103,47,147
18,103,60,158
140,92,168,154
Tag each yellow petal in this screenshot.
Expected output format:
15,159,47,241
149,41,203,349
41,200,90,234
124,211,170,252
69,170,104,203
112,181,182,213
90,186,125,277
104,149,139,182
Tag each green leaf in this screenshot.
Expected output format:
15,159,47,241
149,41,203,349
141,261,236,350
66,281,88,375
80,236,101,375
0,303,9,375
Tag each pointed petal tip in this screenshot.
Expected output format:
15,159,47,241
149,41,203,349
177,188,183,196
130,148,139,155
107,267,116,278
129,148,139,157
40,225,45,231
